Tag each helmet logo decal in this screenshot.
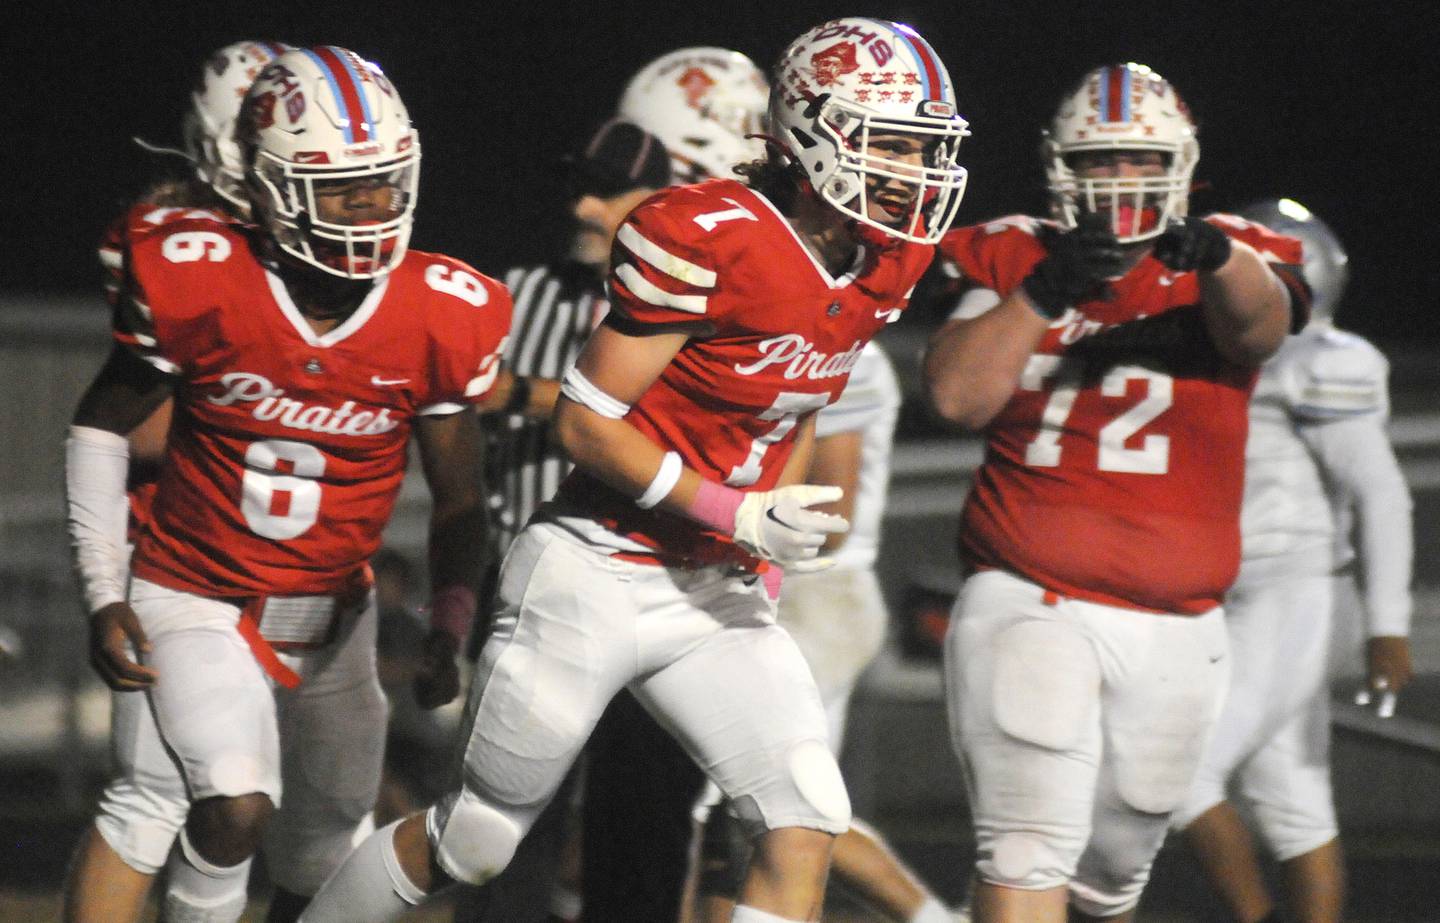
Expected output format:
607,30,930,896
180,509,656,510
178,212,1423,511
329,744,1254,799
808,42,860,87
248,92,278,130
677,67,717,109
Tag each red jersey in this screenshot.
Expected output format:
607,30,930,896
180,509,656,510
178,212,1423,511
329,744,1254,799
938,214,1306,613
115,217,512,596
101,202,239,307
100,202,242,538
554,179,932,567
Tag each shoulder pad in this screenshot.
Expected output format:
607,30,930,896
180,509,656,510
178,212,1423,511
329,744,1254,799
1203,212,1304,265
937,215,1047,295
1287,326,1388,419
402,250,510,312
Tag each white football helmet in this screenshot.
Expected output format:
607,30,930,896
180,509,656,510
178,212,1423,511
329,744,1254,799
1240,198,1349,323
182,41,291,213
769,18,970,244
618,47,769,183
241,46,420,279
1044,63,1199,243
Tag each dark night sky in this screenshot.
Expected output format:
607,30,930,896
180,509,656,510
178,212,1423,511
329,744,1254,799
13,0,1440,345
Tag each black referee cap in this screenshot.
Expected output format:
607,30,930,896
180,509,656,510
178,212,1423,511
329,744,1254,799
563,119,672,198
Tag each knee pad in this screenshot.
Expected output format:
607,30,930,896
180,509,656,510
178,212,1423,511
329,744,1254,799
992,620,1100,751
94,780,190,874
976,831,1071,891
428,789,524,886
730,738,850,837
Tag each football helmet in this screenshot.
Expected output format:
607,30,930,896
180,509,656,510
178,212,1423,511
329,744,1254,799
1240,198,1349,323
618,47,769,183
1044,63,1198,243
182,41,291,213
769,18,970,244
240,46,420,279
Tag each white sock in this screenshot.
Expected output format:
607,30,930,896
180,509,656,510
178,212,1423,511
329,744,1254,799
909,896,955,923
159,829,251,923
730,906,804,923
299,819,426,923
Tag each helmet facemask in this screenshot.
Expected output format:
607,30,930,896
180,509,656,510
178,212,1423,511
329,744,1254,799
250,145,419,280
1045,141,1197,243
798,94,969,244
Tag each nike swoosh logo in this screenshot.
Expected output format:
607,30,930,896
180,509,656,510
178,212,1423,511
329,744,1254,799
874,308,903,323
765,508,800,531
371,376,411,386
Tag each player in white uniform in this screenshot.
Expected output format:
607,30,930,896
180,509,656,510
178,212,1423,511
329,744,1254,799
1173,198,1414,923
693,343,965,923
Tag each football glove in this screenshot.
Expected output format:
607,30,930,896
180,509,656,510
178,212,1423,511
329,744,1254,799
1021,212,1127,319
1153,217,1232,272
732,484,848,572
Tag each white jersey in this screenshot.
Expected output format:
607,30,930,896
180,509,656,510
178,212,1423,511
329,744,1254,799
1236,323,1412,635
814,341,900,571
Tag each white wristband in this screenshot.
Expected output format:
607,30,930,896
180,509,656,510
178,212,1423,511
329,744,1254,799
560,367,631,420
636,451,683,509
65,425,132,614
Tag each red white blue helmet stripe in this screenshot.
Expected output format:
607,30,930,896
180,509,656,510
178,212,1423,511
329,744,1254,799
301,46,376,144
1098,65,1133,124
890,22,944,102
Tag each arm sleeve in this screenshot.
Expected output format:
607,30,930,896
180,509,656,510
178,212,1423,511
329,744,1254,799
1299,414,1414,637
65,426,133,614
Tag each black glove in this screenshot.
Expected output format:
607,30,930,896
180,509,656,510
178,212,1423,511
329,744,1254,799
1021,212,1126,319
1152,217,1232,272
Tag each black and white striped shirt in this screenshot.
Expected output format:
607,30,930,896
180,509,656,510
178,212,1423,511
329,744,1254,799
483,263,604,550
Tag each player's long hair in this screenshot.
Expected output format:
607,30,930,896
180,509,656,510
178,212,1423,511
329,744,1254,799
735,149,805,214
137,176,233,214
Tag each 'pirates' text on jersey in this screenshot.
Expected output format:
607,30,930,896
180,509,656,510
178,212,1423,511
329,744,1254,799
116,217,512,596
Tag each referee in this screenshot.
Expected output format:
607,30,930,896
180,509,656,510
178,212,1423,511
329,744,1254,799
476,118,672,579
458,119,689,923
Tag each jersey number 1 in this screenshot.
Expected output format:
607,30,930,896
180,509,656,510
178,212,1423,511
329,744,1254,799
726,392,831,486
